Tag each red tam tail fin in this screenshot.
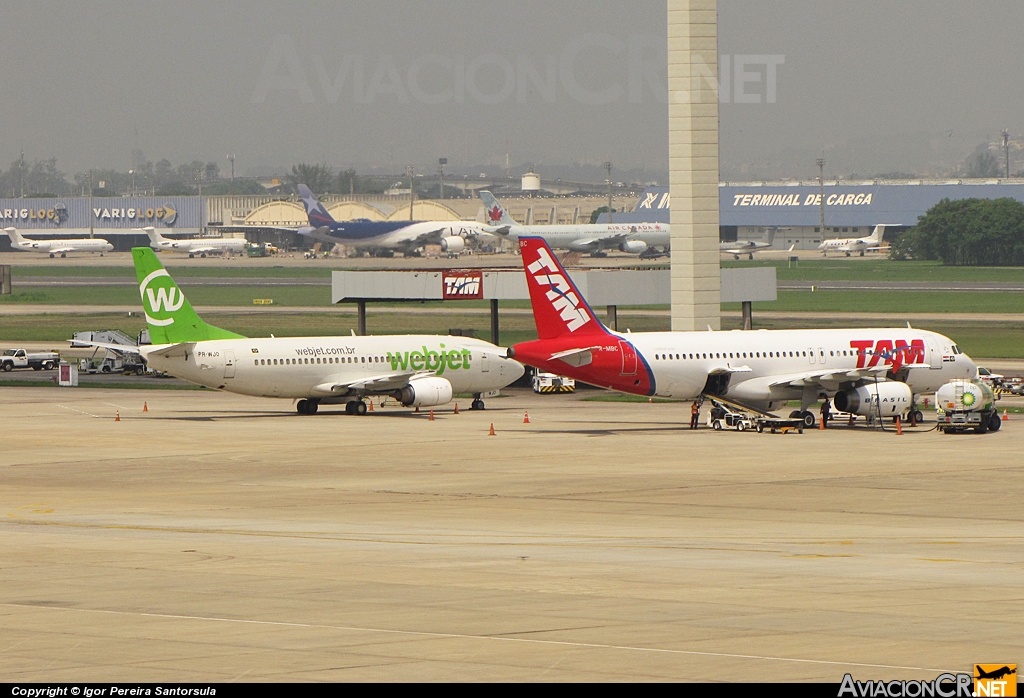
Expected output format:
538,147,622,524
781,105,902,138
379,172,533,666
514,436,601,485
519,237,609,340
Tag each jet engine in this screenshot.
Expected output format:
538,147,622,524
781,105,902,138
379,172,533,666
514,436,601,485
619,240,647,254
393,376,453,407
440,236,465,253
833,382,913,417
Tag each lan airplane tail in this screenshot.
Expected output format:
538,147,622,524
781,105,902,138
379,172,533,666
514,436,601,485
479,191,517,229
297,184,336,227
518,236,610,341
133,247,245,344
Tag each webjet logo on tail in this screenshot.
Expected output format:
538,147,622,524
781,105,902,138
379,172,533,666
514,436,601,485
140,269,184,326
523,240,593,333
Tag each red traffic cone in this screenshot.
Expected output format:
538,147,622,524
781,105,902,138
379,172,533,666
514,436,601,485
523,411,530,424
142,402,148,413
488,423,496,436
429,409,435,421
818,415,825,430
454,403,460,414
115,411,120,422
369,400,374,412
895,416,903,435
1002,409,1008,421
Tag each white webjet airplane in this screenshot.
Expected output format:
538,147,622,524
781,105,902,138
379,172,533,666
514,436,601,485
143,227,246,258
76,247,524,415
721,228,778,260
819,224,891,257
4,227,113,258
479,191,669,257
509,236,977,428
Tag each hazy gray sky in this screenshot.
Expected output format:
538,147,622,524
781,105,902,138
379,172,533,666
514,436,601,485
1,1,1021,179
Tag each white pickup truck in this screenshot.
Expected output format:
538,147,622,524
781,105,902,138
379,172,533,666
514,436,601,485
1,348,61,372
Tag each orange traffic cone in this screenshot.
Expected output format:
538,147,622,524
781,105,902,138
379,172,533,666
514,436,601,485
369,401,374,412
523,411,530,424
895,416,903,435
115,411,120,422
142,402,148,413
819,415,825,430
454,403,460,414
488,423,496,436
1002,409,1008,421
429,409,435,421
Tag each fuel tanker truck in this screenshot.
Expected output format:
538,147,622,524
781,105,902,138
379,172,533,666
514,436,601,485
935,379,1001,434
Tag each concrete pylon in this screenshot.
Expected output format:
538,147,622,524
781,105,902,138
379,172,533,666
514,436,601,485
668,0,720,331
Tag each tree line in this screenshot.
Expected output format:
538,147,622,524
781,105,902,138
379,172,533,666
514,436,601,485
891,197,1024,265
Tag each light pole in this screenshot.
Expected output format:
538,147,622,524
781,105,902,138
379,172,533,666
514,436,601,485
88,171,94,239
816,158,826,238
406,165,415,220
196,168,204,236
604,161,613,223
1002,131,1010,178
129,170,135,197
226,154,235,193
438,158,447,200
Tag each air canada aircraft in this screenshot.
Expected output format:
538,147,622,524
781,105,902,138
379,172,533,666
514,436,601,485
4,227,113,258
143,227,246,258
296,184,486,256
75,248,524,415
507,237,976,427
819,224,889,256
479,191,669,257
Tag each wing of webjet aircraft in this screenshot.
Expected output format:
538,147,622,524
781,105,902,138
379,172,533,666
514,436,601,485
312,370,434,395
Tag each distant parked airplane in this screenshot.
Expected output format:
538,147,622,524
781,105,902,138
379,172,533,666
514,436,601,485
143,227,246,258
4,227,113,258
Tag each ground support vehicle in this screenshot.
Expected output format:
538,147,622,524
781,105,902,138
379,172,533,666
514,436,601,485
532,372,576,394
935,379,1001,434
708,400,756,431
755,416,805,434
1,348,60,371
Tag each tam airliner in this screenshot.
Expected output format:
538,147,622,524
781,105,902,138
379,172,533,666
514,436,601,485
4,227,113,258
508,237,976,427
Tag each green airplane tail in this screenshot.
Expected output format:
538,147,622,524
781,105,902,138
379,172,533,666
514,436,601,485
132,247,245,344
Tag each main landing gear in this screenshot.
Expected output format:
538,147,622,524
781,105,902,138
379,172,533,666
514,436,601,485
789,410,817,429
471,393,486,411
345,400,367,415
296,399,319,415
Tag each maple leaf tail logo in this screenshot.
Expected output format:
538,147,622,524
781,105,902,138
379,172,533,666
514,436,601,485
489,206,503,222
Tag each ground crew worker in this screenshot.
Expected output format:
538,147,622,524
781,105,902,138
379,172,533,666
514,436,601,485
820,398,831,428
690,401,700,429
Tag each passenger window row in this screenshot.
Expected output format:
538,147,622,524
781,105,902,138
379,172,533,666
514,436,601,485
254,356,386,366
651,349,866,361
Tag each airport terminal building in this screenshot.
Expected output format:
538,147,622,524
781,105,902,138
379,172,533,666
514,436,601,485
603,179,1024,249
5,179,1024,252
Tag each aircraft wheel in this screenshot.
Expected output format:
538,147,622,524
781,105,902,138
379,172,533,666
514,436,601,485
201,253,207,258
49,253,55,258
308,400,319,415
355,401,367,415
472,399,485,410
188,253,195,258
61,253,67,258
748,253,754,260
297,399,309,414
859,251,865,257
